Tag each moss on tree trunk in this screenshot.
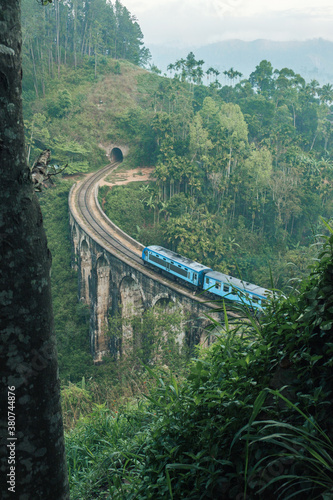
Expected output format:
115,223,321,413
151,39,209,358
0,2,69,498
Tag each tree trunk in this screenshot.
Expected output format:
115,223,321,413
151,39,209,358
73,0,77,69
94,42,98,79
0,2,69,499
54,0,61,77
30,45,39,98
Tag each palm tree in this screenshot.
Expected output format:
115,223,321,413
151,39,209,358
320,83,333,105
167,62,174,77
159,200,169,221
224,67,243,86
206,67,215,84
193,66,204,85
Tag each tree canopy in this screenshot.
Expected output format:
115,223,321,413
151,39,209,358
22,0,150,96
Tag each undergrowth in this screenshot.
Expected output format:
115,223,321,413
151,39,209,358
65,222,333,499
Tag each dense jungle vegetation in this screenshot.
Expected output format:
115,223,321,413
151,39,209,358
22,1,333,497
101,55,333,291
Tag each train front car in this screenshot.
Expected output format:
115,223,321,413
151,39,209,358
142,246,212,288
203,271,270,310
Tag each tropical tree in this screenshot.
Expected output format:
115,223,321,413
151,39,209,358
241,147,273,230
249,59,275,95
223,67,243,86
21,0,151,95
319,83,333,105
206,66,220,84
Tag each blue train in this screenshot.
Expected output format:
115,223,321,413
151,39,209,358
142,245,270,310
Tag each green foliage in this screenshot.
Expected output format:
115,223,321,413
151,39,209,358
235,388,333,500
129,305,189,370
25,112,51,164
261,225,333,415
107,302,189,372
51,138,92,173
47,89,73,118
66,402,152,499
100,183,155,240
61,381,93,430
65,223,333,499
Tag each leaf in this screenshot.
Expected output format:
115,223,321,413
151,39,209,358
165,468,173,499
320,217,333,235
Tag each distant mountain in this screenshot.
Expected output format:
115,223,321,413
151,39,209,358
148,38,333,85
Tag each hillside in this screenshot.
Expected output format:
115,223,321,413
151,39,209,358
19,4,333,498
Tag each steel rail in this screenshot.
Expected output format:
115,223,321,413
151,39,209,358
76,162,142,264
71,162,239,316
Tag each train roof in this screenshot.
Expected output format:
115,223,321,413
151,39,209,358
145,246,212,273
205,270,270,298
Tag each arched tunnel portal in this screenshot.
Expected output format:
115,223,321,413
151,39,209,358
110,147,123,162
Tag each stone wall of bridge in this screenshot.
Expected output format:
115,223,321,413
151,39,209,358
69,213,220,363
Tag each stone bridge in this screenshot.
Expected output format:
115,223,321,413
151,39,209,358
69,147,229,363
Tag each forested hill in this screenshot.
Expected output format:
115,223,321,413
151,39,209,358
22,0,150,98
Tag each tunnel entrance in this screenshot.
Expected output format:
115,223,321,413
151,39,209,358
110,147,123,162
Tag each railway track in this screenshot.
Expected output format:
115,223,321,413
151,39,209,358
75,161,143,265
70,161,239,315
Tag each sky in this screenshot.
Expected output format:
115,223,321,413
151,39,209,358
123,0,333,47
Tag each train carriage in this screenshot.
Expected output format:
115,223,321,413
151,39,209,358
142,246,212,287
203,270,270,309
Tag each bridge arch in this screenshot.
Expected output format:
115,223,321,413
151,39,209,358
119,275,144,355
152,294,176,308
110,147,123,162
80,239,91,304
72,223,80,258
81,238,89,253
94,254,112,359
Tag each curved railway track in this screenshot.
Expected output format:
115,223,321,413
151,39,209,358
76,161,143,265
70,161,238,314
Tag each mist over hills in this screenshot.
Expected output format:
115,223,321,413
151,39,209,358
148,38,333,84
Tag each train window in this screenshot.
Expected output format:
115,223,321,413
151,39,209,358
149,254,163,265
194,274,197,280
253,297,259,303
223,284,229,292
206,277,209,284
215,283,221,290
169,263,188,278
